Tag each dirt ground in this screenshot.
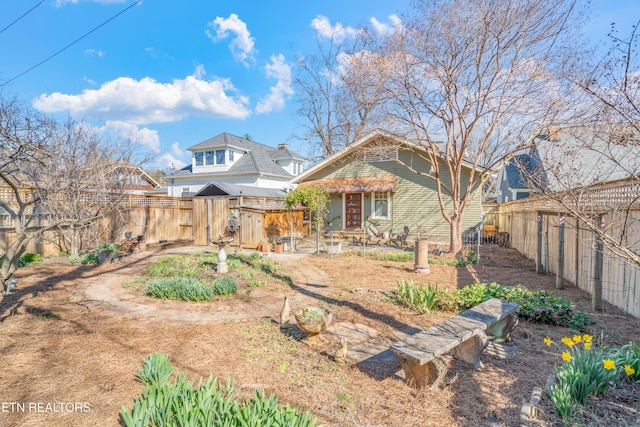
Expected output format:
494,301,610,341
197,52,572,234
0,243,639,427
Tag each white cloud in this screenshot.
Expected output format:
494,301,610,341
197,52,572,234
311,15,360,42
83,77,97,86
33,71,251,124
84,49,105,58
171,142,183,156
370,15,402,36
255,54,293,114
206,14,256,66
98,121,161,153
159,153,187,171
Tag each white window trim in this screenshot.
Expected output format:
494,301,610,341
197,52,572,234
370,191,391,220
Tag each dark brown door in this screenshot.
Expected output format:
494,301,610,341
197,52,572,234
345,193,362,229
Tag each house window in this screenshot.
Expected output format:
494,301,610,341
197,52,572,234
216,150,225,165
205,150,215,165
0,207,10,228
195,152,204,166
372,192,390,219
229,150,234,161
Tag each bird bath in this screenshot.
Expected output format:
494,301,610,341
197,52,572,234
211,237,234,273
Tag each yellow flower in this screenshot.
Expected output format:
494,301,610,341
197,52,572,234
544,336,552,346
572,335,582,344
582,334,593,343
624,365,636,376
562,352,572,362
584,341,592,351
602,359,616,370
561,337,575,348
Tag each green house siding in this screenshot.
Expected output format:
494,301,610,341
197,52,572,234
303,149,482,238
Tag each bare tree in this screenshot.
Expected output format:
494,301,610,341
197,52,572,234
0,97,136,298
368,0,581,255
293,30,386,159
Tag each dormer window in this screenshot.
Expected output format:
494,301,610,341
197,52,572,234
195,149,228,167
229,150,234,161
195,152,204,166
216,150,225,165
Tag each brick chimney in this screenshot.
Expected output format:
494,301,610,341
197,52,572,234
278,143,288,150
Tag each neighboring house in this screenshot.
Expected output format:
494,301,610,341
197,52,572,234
495,124,640,203
495,148,547,204
165,133,306,197
289,129,484,240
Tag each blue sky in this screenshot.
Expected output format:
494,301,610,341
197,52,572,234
0,0,637,171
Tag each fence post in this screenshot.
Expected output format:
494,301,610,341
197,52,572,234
556,215,564,289
592,215,603,312
536,213,543,273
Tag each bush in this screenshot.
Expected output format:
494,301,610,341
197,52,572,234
20,253,41,265
213,277,238,296
81,253,99,264
147,277,214,301
121,353,320,427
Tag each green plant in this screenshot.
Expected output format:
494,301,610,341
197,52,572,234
457,283,488,309
548,382,573,422
37,310,60,320
121,354,321,427
147,277,214,301
81,253,99,264
136,353,175,387
19,253,41,265
97,243,118,252
370,251,414,262
610,341,640,382
396,279,439,313
300,307,326,319
213,277,238,296
69,256,80,265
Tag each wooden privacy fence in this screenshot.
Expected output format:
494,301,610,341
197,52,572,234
484,198,640,317
192,197,309,249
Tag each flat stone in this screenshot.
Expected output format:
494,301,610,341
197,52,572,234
326,321,380,346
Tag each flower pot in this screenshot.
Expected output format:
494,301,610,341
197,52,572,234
261,243,272,253
274,243,284,253
98,250,114,264
295,307,333,336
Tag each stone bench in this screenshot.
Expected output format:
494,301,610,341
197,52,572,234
390,298,519,389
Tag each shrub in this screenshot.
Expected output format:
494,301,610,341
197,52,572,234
121,353,320,427
20,253,41,265
81,253,99,264
147,277,214,301
370,251,414,262
213,277,238,296
457,283,488,309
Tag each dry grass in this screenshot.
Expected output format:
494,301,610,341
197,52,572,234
0,245,638,426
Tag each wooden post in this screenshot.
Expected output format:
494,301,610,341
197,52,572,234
575,220,580,287
536,213,543,273
592,215,603,311
556,215,564,289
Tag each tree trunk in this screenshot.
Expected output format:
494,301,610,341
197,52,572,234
0,236,30,301
70,226,81,257
449,214,464,257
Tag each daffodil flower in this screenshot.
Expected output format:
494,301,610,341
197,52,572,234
544,336,552,346
583,341,592,351
624,365,636,376
562,352,571,362
602,359,616,370
572,334,582,343
582,334,593,343
561,337,574,348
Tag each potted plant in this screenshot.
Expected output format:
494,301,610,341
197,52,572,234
97,243,118,264
295,307,333,336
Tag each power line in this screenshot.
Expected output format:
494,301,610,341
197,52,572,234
0,0,142,88
0,0,45,36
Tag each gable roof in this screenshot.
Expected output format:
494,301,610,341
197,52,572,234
532,124,640,192
195,181,287,198
290,128,480,184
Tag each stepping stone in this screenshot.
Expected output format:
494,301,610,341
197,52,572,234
326,321,380,346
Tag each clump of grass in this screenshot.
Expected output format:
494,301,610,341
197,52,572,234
213,277,238,296
147,277,214,301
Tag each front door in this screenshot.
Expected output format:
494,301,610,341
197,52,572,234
345,193,362,229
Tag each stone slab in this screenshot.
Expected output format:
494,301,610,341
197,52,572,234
326,321,380,347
